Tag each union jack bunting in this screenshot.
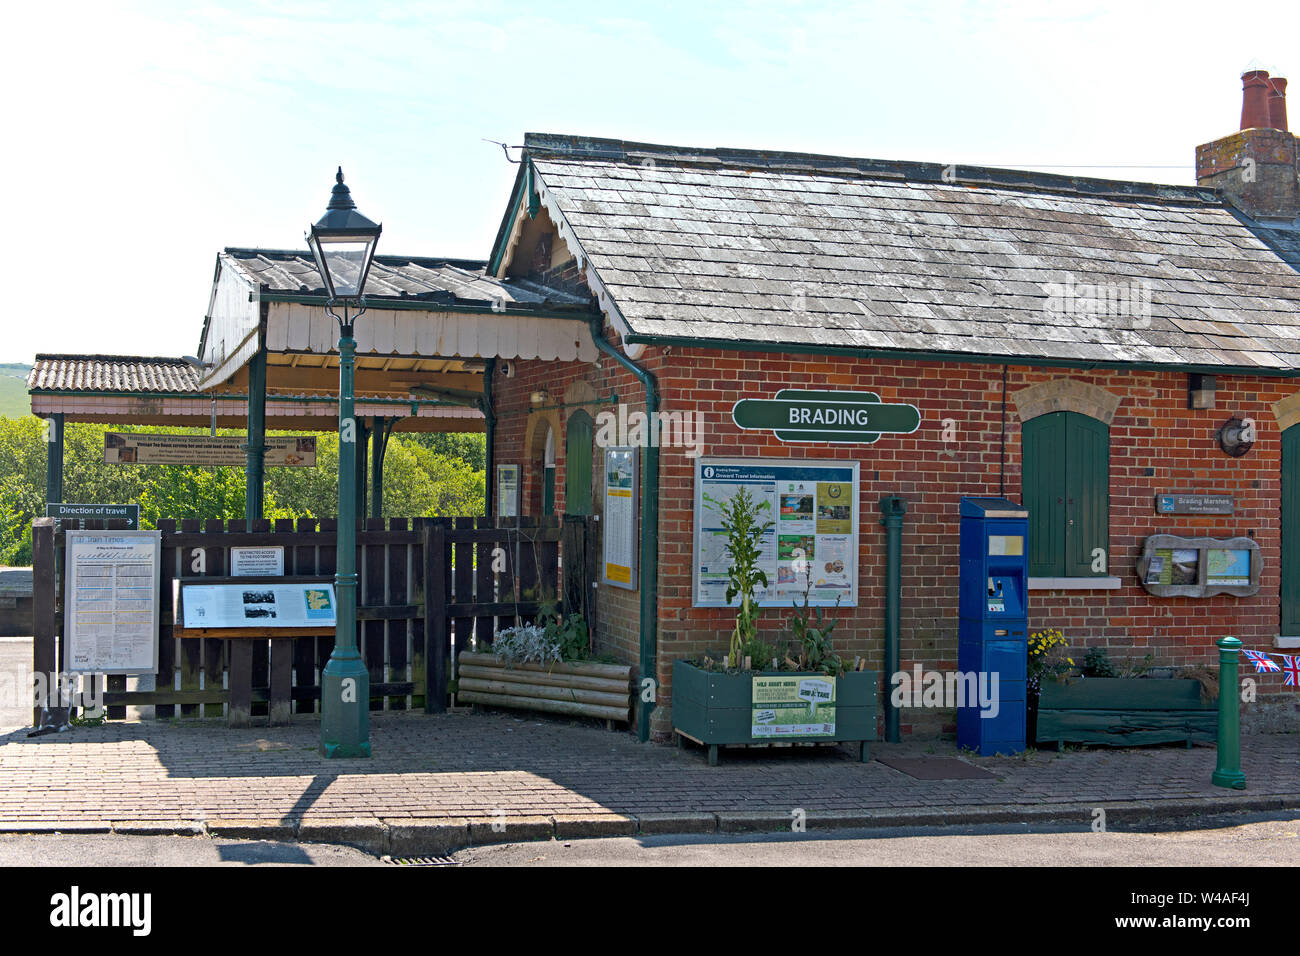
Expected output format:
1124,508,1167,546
1243,649,1282,673
1282,656,1300,687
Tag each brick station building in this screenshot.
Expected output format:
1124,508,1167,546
482,71,1300,741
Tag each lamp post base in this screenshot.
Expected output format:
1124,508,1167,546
1211,769,1247,790
320,651,371,759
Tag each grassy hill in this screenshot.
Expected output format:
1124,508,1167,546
0,363,32,419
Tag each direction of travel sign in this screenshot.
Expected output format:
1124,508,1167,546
732,389,921,443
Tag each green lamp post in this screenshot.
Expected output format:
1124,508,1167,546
307,167,382,759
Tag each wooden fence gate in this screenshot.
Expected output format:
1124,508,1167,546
30,514,596,727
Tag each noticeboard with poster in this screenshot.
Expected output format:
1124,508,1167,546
693,457,859,608
64,530,161,674
602,447,637,589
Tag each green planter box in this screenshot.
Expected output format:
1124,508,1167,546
1036,677,1216,749
672,660,878,765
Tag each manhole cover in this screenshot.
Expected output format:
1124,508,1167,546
383,855,459,867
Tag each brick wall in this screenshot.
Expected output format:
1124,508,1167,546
494,340,1296,741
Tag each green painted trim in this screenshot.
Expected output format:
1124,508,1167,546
29,389,470,408
622,332,1300,378
488,161,530,276
587,316,659,743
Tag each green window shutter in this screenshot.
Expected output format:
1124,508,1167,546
1023,412,1067,577
1282,427,1300,634
564,411,594,516
1064,413,1109,576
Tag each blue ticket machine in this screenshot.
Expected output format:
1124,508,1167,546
957,497,1028,755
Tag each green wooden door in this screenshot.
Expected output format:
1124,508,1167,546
1023,411,1109,577
1282,427,1300,634
1065,413,1109,576
564,411,594,516
1023,412,1067,576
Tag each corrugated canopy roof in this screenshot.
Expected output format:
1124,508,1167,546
28,355,199,393
224,248,589,308
516,133,1300,372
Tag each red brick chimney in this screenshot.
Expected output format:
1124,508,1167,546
1241,70,1273,129
1269,76,1289,132
1196,70,1299,222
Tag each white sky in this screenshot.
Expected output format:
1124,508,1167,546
3,0,1296,363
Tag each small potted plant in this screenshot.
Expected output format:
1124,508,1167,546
1035,644,1217,748
457,596,633,725
672,489,876,764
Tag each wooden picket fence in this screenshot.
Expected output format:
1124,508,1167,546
30,514,597,727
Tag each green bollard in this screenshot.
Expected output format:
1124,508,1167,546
1211,637,1246,790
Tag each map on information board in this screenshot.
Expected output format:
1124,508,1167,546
693,458,858,608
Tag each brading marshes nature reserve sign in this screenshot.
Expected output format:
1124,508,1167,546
732,389,921,443
104,433,317,466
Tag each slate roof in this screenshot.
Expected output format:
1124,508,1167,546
516,133,1300,373
224,248,589,309
28,356,199,393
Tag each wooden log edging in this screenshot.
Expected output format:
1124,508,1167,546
457,652,633,723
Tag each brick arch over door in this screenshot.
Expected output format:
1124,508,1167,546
1010,378,1122,425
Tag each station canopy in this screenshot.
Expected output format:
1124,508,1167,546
29,247,600,433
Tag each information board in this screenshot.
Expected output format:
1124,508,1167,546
231,547,285,577
496,464,519,518
602,447,637,589
752,674,837,738
105,433,316,466
181,583,337,629
64,530,161,674
693,457,858,608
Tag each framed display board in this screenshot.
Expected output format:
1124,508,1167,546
180,583,337,629
64,530,161,674
693,457,859,608
1137,534,1261,598
496,464,520,518
602,447,637,589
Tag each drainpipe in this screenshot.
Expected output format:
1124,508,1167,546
587,314,659,743
482,358,496,519
879,495,908,743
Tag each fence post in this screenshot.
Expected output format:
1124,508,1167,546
1211,636,1246,790
424,521,448,714
31,518,56,728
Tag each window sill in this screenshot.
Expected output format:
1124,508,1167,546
1275,636,1300,650
1028,577,1122,591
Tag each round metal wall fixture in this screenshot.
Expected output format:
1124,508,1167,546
1217,417,1255,457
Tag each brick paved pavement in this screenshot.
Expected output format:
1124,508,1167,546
0,709,1295,855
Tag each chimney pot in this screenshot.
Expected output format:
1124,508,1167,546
1241,69,1273,130
1268,76,1288,132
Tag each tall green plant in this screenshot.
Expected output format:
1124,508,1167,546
717,486,774,669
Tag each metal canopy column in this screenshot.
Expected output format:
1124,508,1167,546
370,417,387,521
355,419,370,518
245,348,267,529
44,414,64,507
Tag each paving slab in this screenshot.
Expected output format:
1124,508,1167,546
0,709,1295,856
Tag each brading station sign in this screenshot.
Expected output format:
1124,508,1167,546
732,389,921,443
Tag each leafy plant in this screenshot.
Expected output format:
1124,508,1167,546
1082,646,1153,679
492,624,561,666
716,486,773,669
788,568,845,676
536,594,590,663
